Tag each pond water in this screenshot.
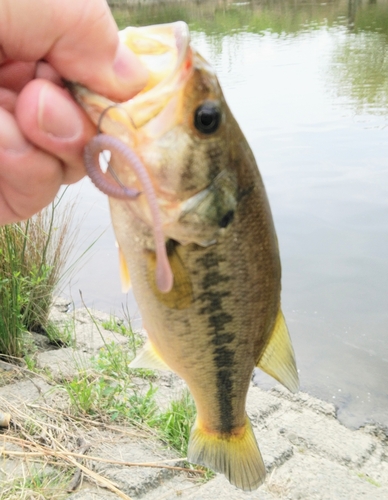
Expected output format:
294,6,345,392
63,0,388,429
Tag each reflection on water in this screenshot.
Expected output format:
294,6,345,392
331,31,388,114
65,0,388,428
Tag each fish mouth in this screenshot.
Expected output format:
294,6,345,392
71,22,191,136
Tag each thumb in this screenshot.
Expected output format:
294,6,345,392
0,0,148,101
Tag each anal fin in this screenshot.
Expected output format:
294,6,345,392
257,309,299,393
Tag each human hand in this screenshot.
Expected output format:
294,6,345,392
0,0,147,224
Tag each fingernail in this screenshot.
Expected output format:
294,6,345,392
113,42,148,95
0,109,30,153
38,83,83,140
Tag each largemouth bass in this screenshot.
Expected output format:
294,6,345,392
70,22,298,491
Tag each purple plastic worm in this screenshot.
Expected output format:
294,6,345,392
84,134,174,293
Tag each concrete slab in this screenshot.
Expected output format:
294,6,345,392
91,432,183,498
36,315,129,379
2,302,388,500
67,487,120,500
36,347,93,378
72,322,129,353
268,452,388,500
135,473,201,500
184,474,273,500
0,378,52,404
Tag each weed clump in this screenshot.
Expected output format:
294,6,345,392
63,340,158,423
150,391,196,456
0,196,76,358
62,337,213,478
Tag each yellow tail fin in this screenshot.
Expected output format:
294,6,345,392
188,416,265,491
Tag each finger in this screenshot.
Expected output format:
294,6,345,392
0,0,148,101
0,88,17,112
35,61,62,86
15,79,95,184
0,60,36,92
0,60,64,92
0,108,63,223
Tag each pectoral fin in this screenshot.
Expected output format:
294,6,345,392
257,309,299,393
117,244,131,293
129,341,172,371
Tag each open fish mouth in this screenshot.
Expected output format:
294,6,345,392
69,22,234,292
68,23,192,295
70,21,192,134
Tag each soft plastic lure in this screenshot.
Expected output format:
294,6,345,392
83,134,173,293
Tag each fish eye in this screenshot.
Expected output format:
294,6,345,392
194,102,221,134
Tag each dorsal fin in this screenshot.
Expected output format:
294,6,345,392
257,309,299,393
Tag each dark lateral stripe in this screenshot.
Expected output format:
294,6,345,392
208,312,233,330
201,271,230,290
211,332,234,346
196,248,236,433
217,377,235,432
214,345,235,432
196,251,222,268
199,291,231,315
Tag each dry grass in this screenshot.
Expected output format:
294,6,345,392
0,304,207,499
0,390,203,500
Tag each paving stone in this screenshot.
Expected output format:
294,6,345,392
36,321,129,379
247,385,376,468
359,436,388,487
257,430,294,472
271,406,375,467
246,385,284,423
271,385,337,418
36,347,93,378
30,332,53,352
48,297,72,327
137,473,201,500
183,474,273,500
90,431,182,498
72,322,129,353
247,385,337,427
267,452,388,500
67,487,120,500
73,308,120,326
2,302,388,500
0,378,52,404
0,442,26,480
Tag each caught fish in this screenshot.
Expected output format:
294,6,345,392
70,21,298,491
